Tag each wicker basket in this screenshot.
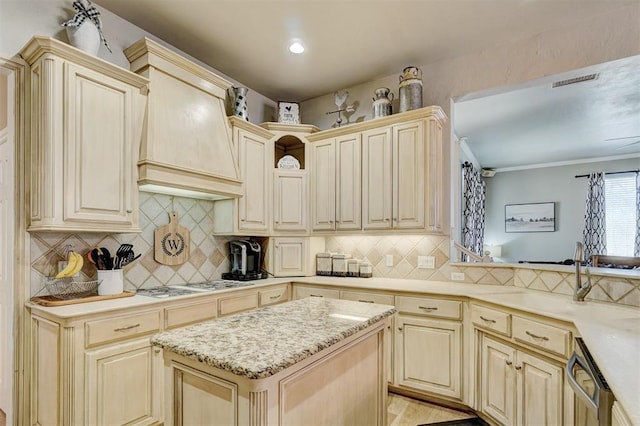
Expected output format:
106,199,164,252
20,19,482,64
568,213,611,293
44,278,101,300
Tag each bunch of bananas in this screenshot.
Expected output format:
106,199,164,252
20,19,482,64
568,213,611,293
55,251,84,279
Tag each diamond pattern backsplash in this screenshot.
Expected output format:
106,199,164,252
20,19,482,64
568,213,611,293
30,192,237,297
30,197,640,308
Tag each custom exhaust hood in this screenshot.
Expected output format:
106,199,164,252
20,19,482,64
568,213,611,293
125,38,242,200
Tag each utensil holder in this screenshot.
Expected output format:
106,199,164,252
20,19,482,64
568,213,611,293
97,269,124,295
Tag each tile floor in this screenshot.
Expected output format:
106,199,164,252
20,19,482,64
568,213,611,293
388,393,475,425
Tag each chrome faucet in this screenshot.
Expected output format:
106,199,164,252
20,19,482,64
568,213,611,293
573,241,592,302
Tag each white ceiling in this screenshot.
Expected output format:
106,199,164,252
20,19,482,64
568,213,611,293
454,55,640,169
94,0,640,168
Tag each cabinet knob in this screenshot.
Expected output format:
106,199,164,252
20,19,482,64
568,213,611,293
515,365,522,370
505,360,513,366
398,326,403,331
155,348,161,354
241,218,245,222
126,209,133,213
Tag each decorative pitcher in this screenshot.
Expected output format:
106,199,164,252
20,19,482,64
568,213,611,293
399,66,423,112
229,86,249,121
372,87,394,118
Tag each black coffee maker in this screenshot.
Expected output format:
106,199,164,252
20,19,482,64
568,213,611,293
222,240,267,281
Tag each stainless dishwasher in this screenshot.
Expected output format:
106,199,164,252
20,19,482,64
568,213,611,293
566,337,615,426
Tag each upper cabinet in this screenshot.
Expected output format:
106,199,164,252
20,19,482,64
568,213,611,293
307,106,447,234
124,38,242,200
21,37,148,232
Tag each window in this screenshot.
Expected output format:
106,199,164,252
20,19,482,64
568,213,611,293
605,174,636,256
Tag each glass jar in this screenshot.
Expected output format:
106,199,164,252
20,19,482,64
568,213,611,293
332,254,351,277
359,261,373,278
347,259,360,277
316,252,333,276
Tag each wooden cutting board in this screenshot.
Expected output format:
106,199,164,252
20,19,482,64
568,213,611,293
31,291,136,306
154,212,190,265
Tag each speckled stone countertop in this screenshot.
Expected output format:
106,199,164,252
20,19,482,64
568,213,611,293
151,297,396,379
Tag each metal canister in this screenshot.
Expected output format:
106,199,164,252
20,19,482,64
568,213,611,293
372,87,394,118
398,66,423,112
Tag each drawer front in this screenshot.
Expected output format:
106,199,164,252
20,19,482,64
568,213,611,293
294,286,340,300
512,316,571,357
340,290,394,306
165,298,217,330
396,295,462,320
85,310,161,347
259,285,290,306
219,292,259,317
471,304,511,336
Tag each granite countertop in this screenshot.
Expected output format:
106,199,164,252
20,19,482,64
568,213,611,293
151,297,396,379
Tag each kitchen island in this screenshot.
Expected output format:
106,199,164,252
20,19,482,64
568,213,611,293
151,297,396,426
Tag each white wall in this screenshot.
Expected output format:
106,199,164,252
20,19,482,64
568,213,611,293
0,0,277,124
299,4,640,236
484,157,640,263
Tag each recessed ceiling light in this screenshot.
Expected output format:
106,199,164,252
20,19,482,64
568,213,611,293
289,41,304,54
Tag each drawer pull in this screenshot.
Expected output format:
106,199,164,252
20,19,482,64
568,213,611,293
358,300,374,303
505,360,513,366
309,294,324,298
113,323,140,332
480,315,496,323
515,365,522,370
269,295,281,300
525,331,549,341
418,306,438,311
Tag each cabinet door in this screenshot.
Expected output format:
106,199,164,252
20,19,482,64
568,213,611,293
336,133,362,230
515,351,563,426
362,127,392,230
395,316,462,399
237,128,269,232
64,62,138,227
480,335,516,426
311,138,336,231
273,170,307,231
392,120,425,229
273,238,306,276
85,338,162,426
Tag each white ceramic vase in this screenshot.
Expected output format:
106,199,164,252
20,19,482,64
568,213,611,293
66,20,101,55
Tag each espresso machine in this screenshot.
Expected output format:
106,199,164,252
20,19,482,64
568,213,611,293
222,240,267,281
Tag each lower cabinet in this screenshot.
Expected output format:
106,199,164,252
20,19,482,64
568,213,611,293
85,338,163,426
395,315,462,399
479,334,564,426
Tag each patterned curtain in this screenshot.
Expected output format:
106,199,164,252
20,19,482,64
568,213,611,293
583,172,607,262
461,162,486,261
635,172,640,256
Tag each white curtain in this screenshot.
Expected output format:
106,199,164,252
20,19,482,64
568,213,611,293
461,162,485,261
583,172,607,262
635,172,640,256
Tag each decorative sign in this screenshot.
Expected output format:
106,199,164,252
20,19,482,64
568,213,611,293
278,101,300,124
154,212,190,265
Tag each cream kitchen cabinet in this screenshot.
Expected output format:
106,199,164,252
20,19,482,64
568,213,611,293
20,36,148,233
273,170,308,232
362,111,445,232
29,307,163,426
394,295,463,400
479,334,564,426
214,118,273,235
310,133,362,231
269,237,324,277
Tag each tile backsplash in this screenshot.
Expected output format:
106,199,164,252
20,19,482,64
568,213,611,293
30,192,235,297
29,199,640,308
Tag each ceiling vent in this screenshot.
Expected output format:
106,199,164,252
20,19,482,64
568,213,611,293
552,73,599,88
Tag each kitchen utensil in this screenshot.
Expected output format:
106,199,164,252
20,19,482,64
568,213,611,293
154,212,190,265
91,248,105,270
115,243,133,269
120,253,141,268
100,247,114,270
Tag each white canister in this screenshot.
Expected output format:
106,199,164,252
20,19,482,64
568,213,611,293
347,259,360,277
332,254,351,277
359,261,373,278
97,269,124,295
316,252,333,276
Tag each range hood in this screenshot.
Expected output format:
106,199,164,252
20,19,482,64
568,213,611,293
125,38,242,200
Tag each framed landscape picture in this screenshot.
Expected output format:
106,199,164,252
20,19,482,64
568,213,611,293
505,202,555,233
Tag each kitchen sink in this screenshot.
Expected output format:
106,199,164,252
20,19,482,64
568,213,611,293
137,280,258,298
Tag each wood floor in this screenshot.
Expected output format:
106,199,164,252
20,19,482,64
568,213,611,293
388,393,475,425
